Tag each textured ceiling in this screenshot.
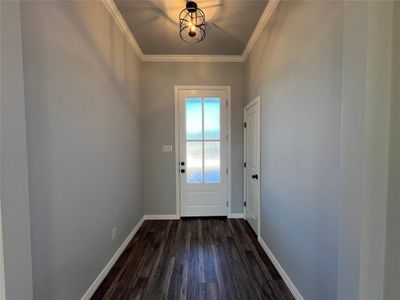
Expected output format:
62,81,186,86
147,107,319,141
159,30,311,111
114,0,268,55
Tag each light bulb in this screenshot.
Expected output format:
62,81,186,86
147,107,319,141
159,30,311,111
191,25,196,31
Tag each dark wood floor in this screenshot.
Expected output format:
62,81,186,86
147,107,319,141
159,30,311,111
92,218,294,300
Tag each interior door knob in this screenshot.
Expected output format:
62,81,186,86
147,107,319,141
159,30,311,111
252,174,258,179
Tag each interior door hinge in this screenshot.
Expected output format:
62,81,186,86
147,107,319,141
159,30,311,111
226,168,229,175
226,201,229,207
226,134,229,141
244,201,247,207
244,122,247,128
244,162,247,168
226,101,228,107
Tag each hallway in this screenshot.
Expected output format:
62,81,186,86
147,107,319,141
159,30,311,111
1,0,399,299
92,219,293,300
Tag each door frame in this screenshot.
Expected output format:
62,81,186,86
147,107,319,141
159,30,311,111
0,197,5,299
174,86,231,218
243,96,261,236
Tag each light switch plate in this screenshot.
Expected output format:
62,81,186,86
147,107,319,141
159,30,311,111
162,145,173,152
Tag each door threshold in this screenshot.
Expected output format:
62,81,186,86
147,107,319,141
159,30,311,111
180,216,228,220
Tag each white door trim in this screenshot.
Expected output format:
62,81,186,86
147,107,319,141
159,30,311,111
0,197,6,300
243,96,261,236
175,86,231,218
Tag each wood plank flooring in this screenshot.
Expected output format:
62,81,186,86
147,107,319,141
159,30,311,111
92,218,294,300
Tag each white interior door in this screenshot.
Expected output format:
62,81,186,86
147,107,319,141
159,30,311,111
178,89,228,216
244,97,260,235
0,200,5,299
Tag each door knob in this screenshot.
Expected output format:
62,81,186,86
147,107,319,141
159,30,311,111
252,174,258,179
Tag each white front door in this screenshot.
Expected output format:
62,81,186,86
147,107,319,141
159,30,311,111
178,89,228,216
0,202,5,300
244,97,260,235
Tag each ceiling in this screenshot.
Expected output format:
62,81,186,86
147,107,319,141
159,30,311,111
113,0,269,55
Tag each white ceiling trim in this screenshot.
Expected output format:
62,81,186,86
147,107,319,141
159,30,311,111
102,0,279,63
141,54,244,63
242,0,280,61
103,0,144,60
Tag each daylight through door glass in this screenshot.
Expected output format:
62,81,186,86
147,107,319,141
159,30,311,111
185,97,221,184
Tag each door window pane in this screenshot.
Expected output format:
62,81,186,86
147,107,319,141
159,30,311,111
204,98,220,140
187,141,203,183
186,98,203,140
204,141,220,183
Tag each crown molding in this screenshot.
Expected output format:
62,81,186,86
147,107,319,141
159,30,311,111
102,0,144,60
102,0,279,63
141,54,244,63
242,0,280,61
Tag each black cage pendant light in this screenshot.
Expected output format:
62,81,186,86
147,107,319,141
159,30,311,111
179,1,206,43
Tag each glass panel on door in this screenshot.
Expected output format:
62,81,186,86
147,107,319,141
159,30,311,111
186,98,203,140
204,141,220,183
204,98,220,140
186,141,203,183
185,97,221,184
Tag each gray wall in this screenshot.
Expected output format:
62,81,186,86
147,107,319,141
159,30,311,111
337,2,394,299
0,1,34,299
337,3,371,299
358,2,393,299
384,2,400,299
140,62,244,215
20,1,143,299
245,1,343,299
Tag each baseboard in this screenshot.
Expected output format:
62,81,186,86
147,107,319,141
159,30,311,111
143,214,243,220
228,213,244,219
257,236,304,300
143,214,180,220
81,216,145,300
